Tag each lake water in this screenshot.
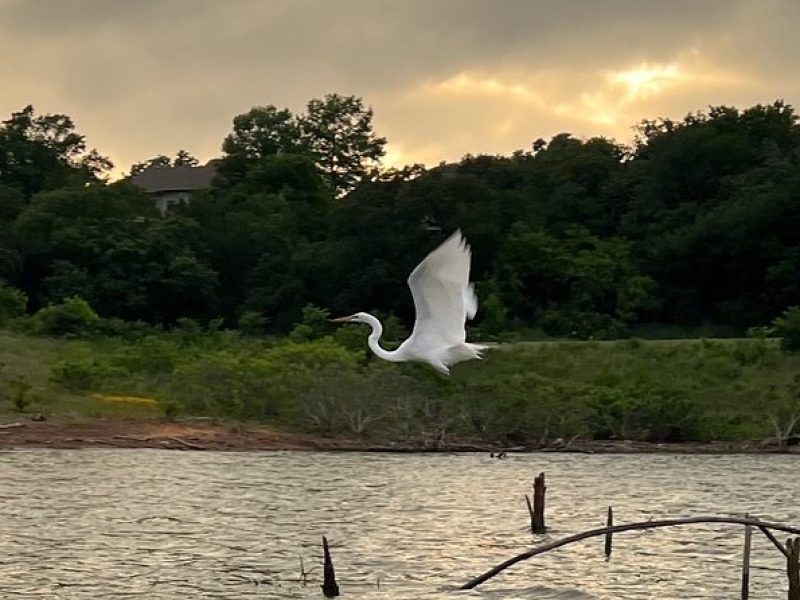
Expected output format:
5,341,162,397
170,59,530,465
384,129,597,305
0,450,798,598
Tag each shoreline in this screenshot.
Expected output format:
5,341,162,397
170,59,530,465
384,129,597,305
0,418,797,454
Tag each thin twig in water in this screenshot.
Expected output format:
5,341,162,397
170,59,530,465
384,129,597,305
753,516,790,558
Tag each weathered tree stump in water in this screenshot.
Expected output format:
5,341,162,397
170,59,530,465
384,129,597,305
531,472,546,533
788,538,800,600
321,536,340,598
741,516,752,600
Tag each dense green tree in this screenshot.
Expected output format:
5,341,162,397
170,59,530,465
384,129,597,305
622,101,800,325
0,105,112,197
12,184,216,322
174,149,199,167
220,95,385,195
222,105,302,159
185,154,331,327
300,94,386,195
493,224,655,337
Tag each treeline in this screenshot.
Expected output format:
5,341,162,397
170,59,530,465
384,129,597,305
1,98,800,338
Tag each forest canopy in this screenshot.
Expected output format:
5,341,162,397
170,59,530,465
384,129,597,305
1,98,799,339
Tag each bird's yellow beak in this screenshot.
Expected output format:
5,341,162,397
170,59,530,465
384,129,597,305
329,315,355,323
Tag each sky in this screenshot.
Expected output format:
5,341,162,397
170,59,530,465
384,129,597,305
1,0,798,176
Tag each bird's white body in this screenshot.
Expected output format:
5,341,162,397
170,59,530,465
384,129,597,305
333,230,485,374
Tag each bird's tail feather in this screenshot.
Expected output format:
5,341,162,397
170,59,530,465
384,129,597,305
468,342,489,358
443,342,488,365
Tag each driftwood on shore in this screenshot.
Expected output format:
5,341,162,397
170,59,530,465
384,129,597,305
0,422,24,430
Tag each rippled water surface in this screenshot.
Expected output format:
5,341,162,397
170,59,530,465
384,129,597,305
1,450,798,598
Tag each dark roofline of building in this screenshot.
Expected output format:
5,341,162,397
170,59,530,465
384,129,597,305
130,161,218,194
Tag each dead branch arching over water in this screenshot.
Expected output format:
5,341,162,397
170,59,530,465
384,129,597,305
460,516,800,590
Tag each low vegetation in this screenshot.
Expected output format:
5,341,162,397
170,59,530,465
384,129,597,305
2,324,799,446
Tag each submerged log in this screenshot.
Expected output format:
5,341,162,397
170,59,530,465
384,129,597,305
321,536,340,598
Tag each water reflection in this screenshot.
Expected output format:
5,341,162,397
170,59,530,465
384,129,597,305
0,450,797,598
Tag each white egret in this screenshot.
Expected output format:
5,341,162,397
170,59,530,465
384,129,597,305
331,230,485,375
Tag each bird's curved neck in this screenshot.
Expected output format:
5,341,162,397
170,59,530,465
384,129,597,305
361,313,401,362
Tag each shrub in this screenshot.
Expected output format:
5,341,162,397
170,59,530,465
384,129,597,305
772,306,800,351
288,323,315,343
5,376,33,411
541,309,628,340
0,283,27,325
238,310,268,336
296,363,430,435
93,317,155,340
169,339,362,420
731,338,773,366
111,335,184,374
289,304,332,342
173,317,204,346
30,296,99,337
51,359,127,391
161,400,181,421
333,323,370,353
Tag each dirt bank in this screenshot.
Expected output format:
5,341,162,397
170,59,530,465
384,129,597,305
1,416,797,454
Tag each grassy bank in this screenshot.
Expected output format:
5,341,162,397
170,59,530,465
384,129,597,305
1,329,798,445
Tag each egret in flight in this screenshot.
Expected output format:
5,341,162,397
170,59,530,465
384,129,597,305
331,230,485,375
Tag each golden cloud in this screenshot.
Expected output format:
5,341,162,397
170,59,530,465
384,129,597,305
375,52,754,167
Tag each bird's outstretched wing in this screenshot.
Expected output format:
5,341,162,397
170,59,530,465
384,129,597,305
406,230,478,348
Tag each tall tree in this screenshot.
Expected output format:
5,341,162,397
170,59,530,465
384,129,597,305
0,105,112,197
174,149,199,167
186,154,331,326
300,94,386,195
222,105,301,159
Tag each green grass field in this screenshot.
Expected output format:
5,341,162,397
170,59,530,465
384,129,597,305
0,331,160,420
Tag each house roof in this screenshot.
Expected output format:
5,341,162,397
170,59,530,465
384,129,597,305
131,161,218,193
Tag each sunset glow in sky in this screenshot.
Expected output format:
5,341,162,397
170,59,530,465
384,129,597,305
0,0,796,175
